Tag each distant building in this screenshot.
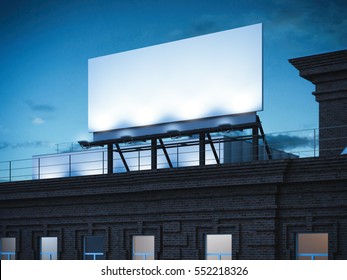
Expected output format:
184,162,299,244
1,50,347,260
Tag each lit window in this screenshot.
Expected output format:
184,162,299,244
206,234,232,260
41,237,58,260
297,233,328,260
132,236,155,260
1,238,16,260
84,236,104,260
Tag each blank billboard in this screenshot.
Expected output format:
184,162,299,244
88,23,262,135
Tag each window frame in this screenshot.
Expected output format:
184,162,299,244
296,233,328,260
0,237,16,260
40,237,58,260
132,235,155,260
205,234,232,260
83,236,104,260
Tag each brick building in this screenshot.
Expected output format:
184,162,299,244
1,50,347,260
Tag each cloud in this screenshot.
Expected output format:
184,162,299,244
257,0,347,49
184,0,347,54
166,0,347,55
0,142,10,150
266,134,314,150
0,141,51,150
26,100,55,125
168,14,232,40
32,116,45,125
26,100,55,112
191,16,220,36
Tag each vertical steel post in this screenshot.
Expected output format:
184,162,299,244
199,132,206,166
107,143,114,174
252,126,259,161
151,138,157,170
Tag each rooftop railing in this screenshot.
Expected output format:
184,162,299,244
0,127,346,183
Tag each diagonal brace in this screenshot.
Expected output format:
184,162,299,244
115,143,130,172
206,133,220,165
159,138,173,168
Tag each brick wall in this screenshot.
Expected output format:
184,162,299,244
319,98,347,155
1,156,347,260
290,50,347,157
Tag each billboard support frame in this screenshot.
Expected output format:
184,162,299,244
252,125,259,161
207,133,220,165
199,132,206,166
107,144,113,175
257,115,272,160
151,139,158,170
81,115,271,174
159,139,173,168
115,143,130,172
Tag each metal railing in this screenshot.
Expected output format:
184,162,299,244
0,127,346,183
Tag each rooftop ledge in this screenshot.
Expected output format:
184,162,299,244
0,155,346,202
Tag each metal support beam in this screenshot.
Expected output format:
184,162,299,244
206,133,220,165
151,138,157,170
252,126,259,161
115,144,130,172
107,144,114,174
159,138,173,168
256,115,272,160
199,132,206,166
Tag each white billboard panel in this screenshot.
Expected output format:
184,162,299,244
88,23,262,136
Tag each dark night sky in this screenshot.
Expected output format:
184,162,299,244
1,0,346,161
